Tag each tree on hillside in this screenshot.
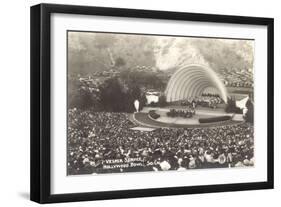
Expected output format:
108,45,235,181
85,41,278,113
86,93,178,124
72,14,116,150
99,78,146,113
244,99,254,123
114,57,126,68
158,94,167,107
126,84,148,112
99,78,126,112
68,79,101,111
120,70,165,90
225,97,242,114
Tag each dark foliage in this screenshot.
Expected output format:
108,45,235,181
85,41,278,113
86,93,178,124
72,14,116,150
99,77,146,113
158,95,167,107
99,78,127,112
225,97,243,114
120,69,165,90
244,99,254,123
68,78,101,111
115,57,126,67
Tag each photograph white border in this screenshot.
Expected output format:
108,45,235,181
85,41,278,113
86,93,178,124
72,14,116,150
51,13,268,194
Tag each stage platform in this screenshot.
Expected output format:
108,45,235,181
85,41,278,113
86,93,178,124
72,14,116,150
142,106,230,117
131,106,244,129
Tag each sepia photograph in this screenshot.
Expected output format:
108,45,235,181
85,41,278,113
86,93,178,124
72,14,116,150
67,31,255,175
30,4,273,203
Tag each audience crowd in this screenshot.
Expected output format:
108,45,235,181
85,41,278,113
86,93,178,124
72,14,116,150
68,108,254,175
221,69,253,88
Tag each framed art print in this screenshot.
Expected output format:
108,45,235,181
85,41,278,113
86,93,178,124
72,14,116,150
30,3,274,203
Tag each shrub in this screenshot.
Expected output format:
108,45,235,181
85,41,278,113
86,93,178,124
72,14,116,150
244,100,254,123
225,97,243,114
149,101,157,107
158,95,167,107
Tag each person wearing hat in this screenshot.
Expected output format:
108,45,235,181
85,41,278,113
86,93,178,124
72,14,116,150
177,158,187,171
188,155,196,169
218,153,226,165
159,160,171,171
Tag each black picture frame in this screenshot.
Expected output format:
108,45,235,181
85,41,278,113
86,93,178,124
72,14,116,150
30,3,274,204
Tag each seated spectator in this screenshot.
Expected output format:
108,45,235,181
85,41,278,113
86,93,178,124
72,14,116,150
67,108,254,175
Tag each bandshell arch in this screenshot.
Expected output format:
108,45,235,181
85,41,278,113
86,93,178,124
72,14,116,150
165,64,227,103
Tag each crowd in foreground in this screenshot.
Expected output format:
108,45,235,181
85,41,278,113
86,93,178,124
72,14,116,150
67,108,254,175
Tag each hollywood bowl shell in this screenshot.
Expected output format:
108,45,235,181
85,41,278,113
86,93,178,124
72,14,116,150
165,64,228,103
